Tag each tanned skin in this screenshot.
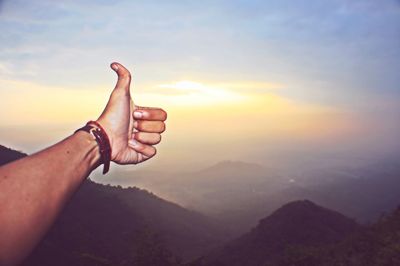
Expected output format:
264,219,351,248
0,62,167,266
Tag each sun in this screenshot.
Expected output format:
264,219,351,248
154,80,245,106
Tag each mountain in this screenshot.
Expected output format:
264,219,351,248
23,181,231,266
201,200,360,266
321,206,400,266
3,144,400,265
0,145,228,265
267,165,400,223
0,144,27,165
97,161,287,235
278,206,400,266
196,161,400,234
96,158,400,238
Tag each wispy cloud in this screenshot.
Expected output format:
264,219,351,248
1,0,399,160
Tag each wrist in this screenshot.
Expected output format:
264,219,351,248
75,121,112,174
73,131,101,170
90,120,114,149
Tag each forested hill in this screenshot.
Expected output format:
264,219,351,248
3,145,400,266
0,145,228,266
201,200,360,266
200,200,400,266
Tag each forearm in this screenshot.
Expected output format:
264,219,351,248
0,131,100,266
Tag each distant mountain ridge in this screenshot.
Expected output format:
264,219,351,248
98,160,286,234
0,145,227,265
97,157,400,237
202,200,360,266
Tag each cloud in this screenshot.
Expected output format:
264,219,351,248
1,0,399,103
0,63,12,76
144,80,283,96
1,0,399,161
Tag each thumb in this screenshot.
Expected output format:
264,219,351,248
110,62,131,92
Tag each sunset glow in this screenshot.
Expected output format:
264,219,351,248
0,0,399,169
154,80,245,105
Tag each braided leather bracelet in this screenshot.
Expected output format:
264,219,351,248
75,121,112,174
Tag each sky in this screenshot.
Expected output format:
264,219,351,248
1,0,399,173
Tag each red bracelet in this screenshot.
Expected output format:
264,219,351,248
75,121,112,174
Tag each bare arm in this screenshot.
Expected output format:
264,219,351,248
0,131,101,265
0,63,167,266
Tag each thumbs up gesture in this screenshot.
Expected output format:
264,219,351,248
95,62,167,165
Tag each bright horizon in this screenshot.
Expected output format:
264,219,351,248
1,0,399,172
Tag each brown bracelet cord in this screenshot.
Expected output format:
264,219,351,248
75,121,112,174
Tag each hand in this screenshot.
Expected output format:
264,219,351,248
95,62,167,165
